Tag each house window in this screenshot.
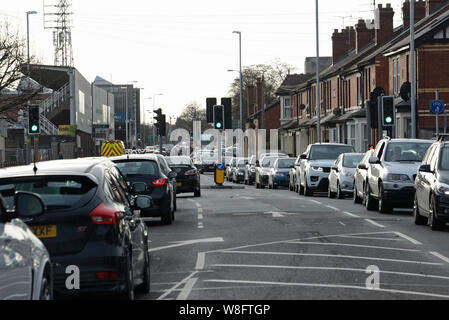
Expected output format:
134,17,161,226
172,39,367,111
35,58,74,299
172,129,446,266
283,97,292,119
329,128,337,143
347,124,356,148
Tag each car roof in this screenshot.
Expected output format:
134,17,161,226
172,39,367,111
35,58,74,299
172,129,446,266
0,158,113,183
111,154,159,161
311,143,353,147
384,138,432,144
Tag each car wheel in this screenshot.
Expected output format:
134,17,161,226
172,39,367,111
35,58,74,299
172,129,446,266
39,274,53,300
136,245,151,294
304,176,313,197
413,194,428,226
194,187,201,197
120,251,135,300
378,184,392,214
365,182,377,211
337,182,344,199
173,194,177,212
429,196,445,231
353,184,362,204
299,180,305,195
161,199,173,225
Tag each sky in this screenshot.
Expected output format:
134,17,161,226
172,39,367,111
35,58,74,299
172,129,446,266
0,0,405,123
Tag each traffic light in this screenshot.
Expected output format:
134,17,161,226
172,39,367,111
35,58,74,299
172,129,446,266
206,98,217,123
214,105,224,130
382,96,395,127
28,105,40,134
154,108,162,135
160,114,166,136
221,98,233,130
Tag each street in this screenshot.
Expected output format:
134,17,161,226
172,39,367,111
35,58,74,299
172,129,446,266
141,173,449,300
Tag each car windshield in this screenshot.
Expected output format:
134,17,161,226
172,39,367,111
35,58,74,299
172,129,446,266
167,157,191,166
238,160,248,168
343,154,364,168
440,148,449,170
310,145,355,160
115,160,159,177
262,157,277,168
0,177,97,211
384,142,432,162
276,159,295,169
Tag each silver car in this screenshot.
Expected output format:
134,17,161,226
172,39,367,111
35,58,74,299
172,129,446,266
298,143,356,196
255,156,280,189
328,153,364,199
0,193,53,300
365,138,432,213
353,149,375,204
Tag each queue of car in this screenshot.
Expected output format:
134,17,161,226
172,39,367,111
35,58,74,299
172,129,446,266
227,136,449,233
0,151,202,300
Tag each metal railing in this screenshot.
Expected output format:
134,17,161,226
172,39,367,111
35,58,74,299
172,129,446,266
40,82,70,116
40,114,59,135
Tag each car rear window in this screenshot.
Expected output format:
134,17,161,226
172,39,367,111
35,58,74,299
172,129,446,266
114,160,159,177
167,157,192,166
277,159,295,168
238,160,248,168
0,176,97,211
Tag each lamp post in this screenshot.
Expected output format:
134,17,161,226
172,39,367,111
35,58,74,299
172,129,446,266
233,31,243,130
315,0,321,144
26,10,37,164
410,0,417,138
143,97,152,147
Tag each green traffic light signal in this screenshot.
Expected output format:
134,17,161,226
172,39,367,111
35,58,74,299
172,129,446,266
385,116,393,124
31,125,39,133
215,122,222,129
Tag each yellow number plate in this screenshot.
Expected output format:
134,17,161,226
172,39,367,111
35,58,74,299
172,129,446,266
30,225,57,239
177,182,182,187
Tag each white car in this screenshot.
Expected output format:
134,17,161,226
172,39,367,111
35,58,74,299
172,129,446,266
328,153,364,199
0,192,53,300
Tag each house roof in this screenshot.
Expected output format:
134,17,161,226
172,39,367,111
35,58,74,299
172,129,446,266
276,74,314,95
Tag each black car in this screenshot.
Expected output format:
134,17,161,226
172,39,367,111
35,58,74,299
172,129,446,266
112,154,177,225
167,156,201,197
0,158,152,299
414,137,449,231
155,154,178,212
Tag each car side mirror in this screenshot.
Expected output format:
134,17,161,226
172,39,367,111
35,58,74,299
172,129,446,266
358,163,367,170
256,161,260,168
134,195,153,210
132,182,147,194
14,192,46,219
419,164,432,173
368,157,380,164
300,154,307,160
168,171,178,179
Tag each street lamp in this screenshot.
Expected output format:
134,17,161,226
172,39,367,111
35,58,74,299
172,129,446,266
26,10,37,164
232,31,243,130
143,97,152,146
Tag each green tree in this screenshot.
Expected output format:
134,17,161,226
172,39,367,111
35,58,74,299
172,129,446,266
175,101,211,134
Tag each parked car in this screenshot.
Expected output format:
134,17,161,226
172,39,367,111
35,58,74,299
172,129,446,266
328,153,364,199
112,154,177,224
365,138,432,213
353,149,375,204
0,192,53,300
167,156,201,197
232,158,249,184
297,143,356,196
244,155,257,185
255,156,280,189
414,137,449,230
289,157,300,192
260,152,288,158
194,150,218,174
0,158,152,299
268,158,296,189
226,158,237,181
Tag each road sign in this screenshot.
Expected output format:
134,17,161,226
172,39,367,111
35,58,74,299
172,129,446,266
431,100,445,114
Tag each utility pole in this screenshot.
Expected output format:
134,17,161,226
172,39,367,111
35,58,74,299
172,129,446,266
410,0,417,138
233,31,243,130
315,0,321,144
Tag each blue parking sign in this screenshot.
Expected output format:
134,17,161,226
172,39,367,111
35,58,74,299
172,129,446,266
431,100,445,114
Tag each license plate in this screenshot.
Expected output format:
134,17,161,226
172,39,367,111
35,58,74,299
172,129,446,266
177,182,182,187
30,225,57,239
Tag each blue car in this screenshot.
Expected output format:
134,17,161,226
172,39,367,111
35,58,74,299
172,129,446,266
268,158,296,189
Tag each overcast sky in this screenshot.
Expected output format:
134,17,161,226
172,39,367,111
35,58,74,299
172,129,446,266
1,0,405,122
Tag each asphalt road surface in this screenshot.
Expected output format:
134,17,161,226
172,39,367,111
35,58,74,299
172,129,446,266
138,173,449,300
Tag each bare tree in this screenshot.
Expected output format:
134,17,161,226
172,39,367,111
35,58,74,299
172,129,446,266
0,21,41,119
228,59,295,120
175,101,211,134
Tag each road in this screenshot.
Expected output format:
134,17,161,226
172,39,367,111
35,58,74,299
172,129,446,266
139,173,449,300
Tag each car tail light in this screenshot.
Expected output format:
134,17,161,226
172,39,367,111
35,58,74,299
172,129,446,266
185,169,197,175
96,272,119,279
89,204,119,225
153,178,167,187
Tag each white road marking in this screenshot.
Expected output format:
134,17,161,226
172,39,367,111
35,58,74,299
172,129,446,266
336,235,401,241
309,200,322,205
149,237,224,252
196,252,206,270
287,241,420,252
365,219,386,228
203,279,449,299
394,232,422,245
326,205,340,212
343,211,360,218
198,208,203,213
339,221,346,227
211,264,449,281
430,251,449,265
198,223,204,229
198,214,204,220
177,277,198,300
157,271,199,300
195,202,201,208
217,250,441,265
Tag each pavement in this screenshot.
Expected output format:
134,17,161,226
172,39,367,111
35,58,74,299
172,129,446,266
138,173,449,300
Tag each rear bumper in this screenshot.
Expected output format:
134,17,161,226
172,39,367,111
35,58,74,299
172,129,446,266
176,179,199,193
383,187,415,206
273,175,290,186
